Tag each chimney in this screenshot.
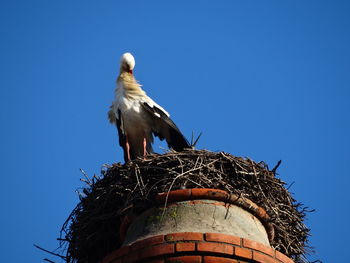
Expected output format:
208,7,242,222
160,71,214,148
101,188,293,263
61,150,309,263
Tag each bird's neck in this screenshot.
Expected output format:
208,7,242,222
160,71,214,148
117,72,146,99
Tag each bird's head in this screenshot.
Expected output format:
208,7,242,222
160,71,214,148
120,52,135,74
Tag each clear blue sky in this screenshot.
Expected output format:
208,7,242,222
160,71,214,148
1,1,349,262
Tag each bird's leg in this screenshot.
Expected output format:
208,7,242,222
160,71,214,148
143,137,147,156
125,136,131,161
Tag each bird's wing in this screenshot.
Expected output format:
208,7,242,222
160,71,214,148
108,104,117,124
108,104,129,161
140,96,190,151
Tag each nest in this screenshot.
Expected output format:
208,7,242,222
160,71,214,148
59,149,312,263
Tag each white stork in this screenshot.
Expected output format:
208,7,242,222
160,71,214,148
108,52,190,162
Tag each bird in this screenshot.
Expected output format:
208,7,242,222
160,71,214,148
108,52,190,162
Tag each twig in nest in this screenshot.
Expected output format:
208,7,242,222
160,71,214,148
44,259,56,263
272,160,282,174
33,244,67,261
190,131,202,149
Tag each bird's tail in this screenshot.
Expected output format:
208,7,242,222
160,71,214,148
168,128,190,151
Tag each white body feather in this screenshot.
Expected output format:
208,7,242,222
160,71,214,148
113,81,170,129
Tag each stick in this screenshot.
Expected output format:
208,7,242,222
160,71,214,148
33,244,66,261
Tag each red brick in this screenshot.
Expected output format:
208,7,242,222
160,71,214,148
191,188,228,201
166,232,203,242
167,255,202,263
212,201,228,206
205,233,240,245
140,243,175,260
197,242,233,255
131,235,165,250
242,238,274,256
275,251,294,263
256,207,269,220
203,256,238,263
156,189,192,203
102,246,130,263
253,251,278,263
176,242,196,252
234,247,252,259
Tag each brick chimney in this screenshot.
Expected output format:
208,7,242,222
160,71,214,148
61,150,308,263
100,188,294,263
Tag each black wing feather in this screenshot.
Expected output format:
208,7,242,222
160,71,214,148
142,102,190,151
116,109,130,162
